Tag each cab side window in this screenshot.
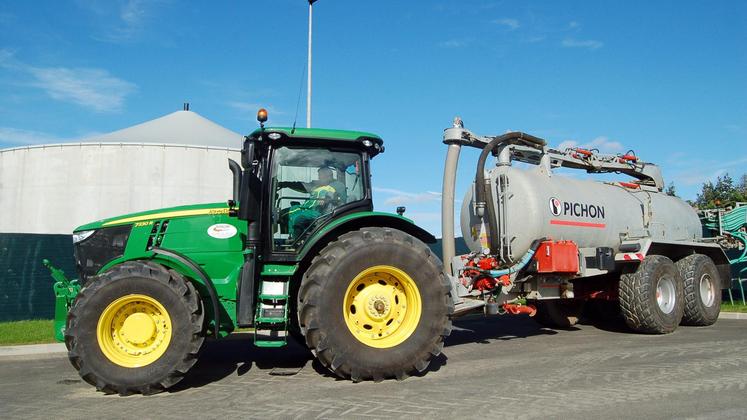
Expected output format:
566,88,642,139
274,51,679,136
271,147,364,252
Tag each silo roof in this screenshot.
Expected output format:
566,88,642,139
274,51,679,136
82,110,243,147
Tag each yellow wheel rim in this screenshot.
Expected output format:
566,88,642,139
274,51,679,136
343,265,422,348
96,294,172,368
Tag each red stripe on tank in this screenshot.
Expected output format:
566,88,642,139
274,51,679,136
550,219,606,229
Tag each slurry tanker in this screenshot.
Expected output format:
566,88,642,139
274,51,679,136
442,119,728,330
47,111,729,394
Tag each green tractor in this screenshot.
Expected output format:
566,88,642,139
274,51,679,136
49,109,453,395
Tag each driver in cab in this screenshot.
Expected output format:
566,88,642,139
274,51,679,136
280,167,343,238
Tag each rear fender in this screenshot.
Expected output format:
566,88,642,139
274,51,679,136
617,239,731,289
98,252,233,337
298,212,436,263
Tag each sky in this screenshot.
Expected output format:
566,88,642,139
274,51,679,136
1,1,746,236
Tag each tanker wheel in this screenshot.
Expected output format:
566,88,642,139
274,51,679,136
619,255,684,334
65,261,205,395
529,299,584,329
298,227,453,382
676,254,721,326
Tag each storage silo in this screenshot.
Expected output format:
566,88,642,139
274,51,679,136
0,108,242,320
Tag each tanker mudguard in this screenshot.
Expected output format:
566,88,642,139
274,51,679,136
615,238,732,289
649,240,732,289
298,211,436,262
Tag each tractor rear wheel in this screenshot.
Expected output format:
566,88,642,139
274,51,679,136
529,299,584,329
619,255,684,334
298,227,453,381
65,261,205,395
676,254,721,326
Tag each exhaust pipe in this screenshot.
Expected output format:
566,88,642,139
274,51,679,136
228,158,242,203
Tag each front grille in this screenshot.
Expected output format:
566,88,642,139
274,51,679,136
74,225,132,284
146,219,169,250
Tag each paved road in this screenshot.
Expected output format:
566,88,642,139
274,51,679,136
2,316,747,419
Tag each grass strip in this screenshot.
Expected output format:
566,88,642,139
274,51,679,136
0,320,56,345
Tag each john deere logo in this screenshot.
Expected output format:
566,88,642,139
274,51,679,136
549,197,562,216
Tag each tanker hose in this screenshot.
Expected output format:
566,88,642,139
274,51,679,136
487,238,546,277
474,132,546,251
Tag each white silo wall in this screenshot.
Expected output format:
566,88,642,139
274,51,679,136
0,143,241,234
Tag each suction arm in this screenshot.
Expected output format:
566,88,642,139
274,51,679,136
474,133,546,253
474,132,546,215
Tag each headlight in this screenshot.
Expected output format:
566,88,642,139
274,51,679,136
72,230,96,244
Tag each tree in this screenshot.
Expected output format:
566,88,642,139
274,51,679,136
695,173,747,209
664,182,677,197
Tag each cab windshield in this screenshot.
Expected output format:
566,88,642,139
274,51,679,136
271,146,365,252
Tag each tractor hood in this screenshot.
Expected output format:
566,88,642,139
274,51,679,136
74,202,230,232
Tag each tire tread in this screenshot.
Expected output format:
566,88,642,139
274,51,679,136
65,261,205,396
298,227,452,381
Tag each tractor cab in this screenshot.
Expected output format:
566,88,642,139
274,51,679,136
236,110,385,261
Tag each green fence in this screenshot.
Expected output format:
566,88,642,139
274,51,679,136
0,233,76,322
4,233,737,322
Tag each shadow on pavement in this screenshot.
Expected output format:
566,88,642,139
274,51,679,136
446,314,563,347
172,314,594,392
169,333,313,393
578,300,631,334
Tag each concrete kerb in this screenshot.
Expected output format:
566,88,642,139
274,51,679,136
0,343,66,358
718,311,747,320
0,313,745,358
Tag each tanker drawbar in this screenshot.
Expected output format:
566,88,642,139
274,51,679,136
441,117,730,334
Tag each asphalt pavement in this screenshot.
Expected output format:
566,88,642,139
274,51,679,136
2,315,746,419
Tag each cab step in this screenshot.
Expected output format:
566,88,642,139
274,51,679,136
253,278,290,348
254,329,288,348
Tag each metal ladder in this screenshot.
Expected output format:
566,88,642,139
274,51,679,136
253,278,289,347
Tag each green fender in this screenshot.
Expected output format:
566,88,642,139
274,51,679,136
98,252,235,337
297,211,436,263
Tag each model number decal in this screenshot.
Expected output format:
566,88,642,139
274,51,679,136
207,223,237,239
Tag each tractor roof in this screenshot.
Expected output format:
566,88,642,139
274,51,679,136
247,127,385,156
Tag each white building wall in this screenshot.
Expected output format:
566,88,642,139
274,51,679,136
0,143,241,234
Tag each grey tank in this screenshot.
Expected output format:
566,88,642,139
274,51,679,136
460,164,702,260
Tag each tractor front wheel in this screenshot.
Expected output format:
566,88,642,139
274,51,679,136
65,261,205,395
298,227,453,381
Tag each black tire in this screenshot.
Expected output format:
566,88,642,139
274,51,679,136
287,280,309,348
529,299,584,329
65,261,205,395
676,254,721,326
297,227,453,382
619,255,684,334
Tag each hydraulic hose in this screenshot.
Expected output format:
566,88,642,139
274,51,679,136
487,238,546,277
475,132,546,213
474,132,546,252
